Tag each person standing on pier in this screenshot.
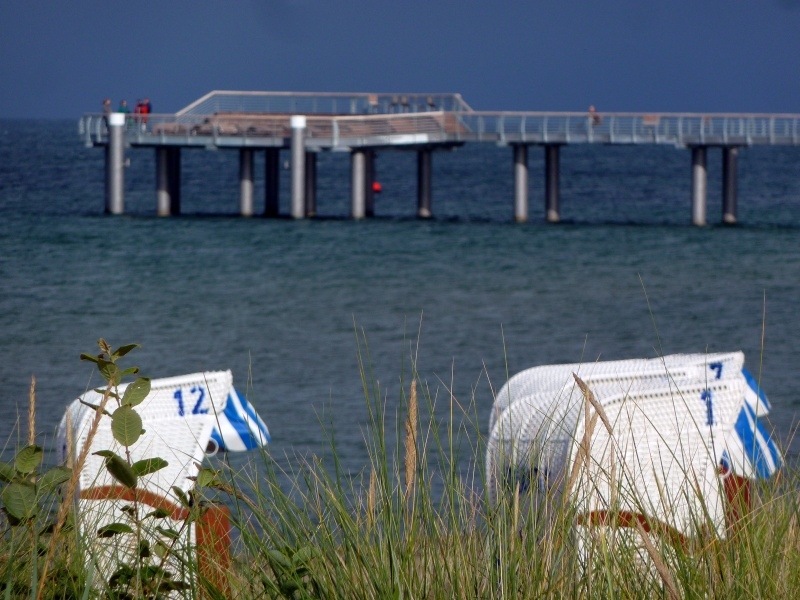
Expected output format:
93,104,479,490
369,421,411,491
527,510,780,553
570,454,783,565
142,98,151,124
102,98,111,126
588,105,601,126
118,99,131,128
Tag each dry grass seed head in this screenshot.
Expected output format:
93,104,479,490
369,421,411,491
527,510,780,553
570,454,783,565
404,378,418,503
28,375,36,446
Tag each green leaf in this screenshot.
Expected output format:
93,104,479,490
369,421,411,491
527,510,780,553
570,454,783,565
112,344,140,360
122,377,151,407
79,398,113,417
111,405,143,446
99,360,121,385
138,539,151,558
98,522,134,538
172,486,190,508
0,461,16,483
153,540,169,559
1,482,37,521
98,338,111,355
14,445,43,475
292,546,314,567
279,580,300,595
109,565,135,588
131,457,168,477
79,353,101,364
268,549,293,572
196,468,219,488
145,507,171,520
156,526,180,540
120,366,139,377
94,451,137,489
37,466,72,494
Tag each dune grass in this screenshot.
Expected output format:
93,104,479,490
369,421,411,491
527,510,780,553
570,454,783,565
2,339,799,599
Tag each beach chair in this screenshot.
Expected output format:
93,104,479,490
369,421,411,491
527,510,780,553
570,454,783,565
57,370,270,596
486,353,782,560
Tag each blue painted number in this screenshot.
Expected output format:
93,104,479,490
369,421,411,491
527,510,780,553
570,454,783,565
173,387,208,416
173,389,185,416
709,362,723,379
701,389,714,425
190,386,208,414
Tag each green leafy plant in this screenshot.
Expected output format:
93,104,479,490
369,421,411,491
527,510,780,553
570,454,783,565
77,339,199,599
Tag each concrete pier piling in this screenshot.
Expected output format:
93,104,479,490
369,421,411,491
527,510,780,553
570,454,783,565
290,116,306,219
157,148,181,216
513,144,529,222
106,113,126,215
305,151,317,217
365,150,375,217
417,148,433,218
239,148,254,217
351,149,366,219
545,144,560,223
156,148,172,216
168,148,181,215
691,146,708,226
722,147,738,225
265,148,280,217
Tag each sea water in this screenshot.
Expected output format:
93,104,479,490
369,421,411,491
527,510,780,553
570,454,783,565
1,119,799,481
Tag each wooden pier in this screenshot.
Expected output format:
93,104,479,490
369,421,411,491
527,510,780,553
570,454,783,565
79,91,800,225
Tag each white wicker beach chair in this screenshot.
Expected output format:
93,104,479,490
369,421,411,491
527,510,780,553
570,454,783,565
486,353,782,554
57,370,268,596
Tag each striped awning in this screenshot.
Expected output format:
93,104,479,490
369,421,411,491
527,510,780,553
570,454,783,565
208,387,270,453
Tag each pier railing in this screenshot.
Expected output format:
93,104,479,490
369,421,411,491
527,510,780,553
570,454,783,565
175,91,473,118
80,111,800,149
453,112,800,146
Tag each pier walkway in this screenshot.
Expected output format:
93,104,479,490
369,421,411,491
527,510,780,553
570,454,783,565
80,91,800,225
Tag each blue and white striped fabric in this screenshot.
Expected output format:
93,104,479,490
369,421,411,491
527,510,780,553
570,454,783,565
209,387,270,453
742,367,772,417
719,368,781,479
723,403,782,479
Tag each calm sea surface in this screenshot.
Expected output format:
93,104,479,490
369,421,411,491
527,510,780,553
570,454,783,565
1,119,800,480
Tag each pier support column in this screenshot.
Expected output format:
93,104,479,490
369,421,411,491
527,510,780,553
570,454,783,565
691,146,708,226
290,116,306,219
545,144,560,223
239,148,254,217
265,148,280,217
305,151,317,217
157,147,181,216
351,149,366,219
365,150,376,217
168,148,181,214
106,113,126,214
513,144,529,222
417,148,433,218
722,146,738,225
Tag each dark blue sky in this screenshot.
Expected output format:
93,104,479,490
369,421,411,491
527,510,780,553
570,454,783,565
2,1,799,118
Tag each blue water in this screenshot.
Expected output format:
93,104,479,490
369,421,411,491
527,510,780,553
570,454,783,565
2,119,800,478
